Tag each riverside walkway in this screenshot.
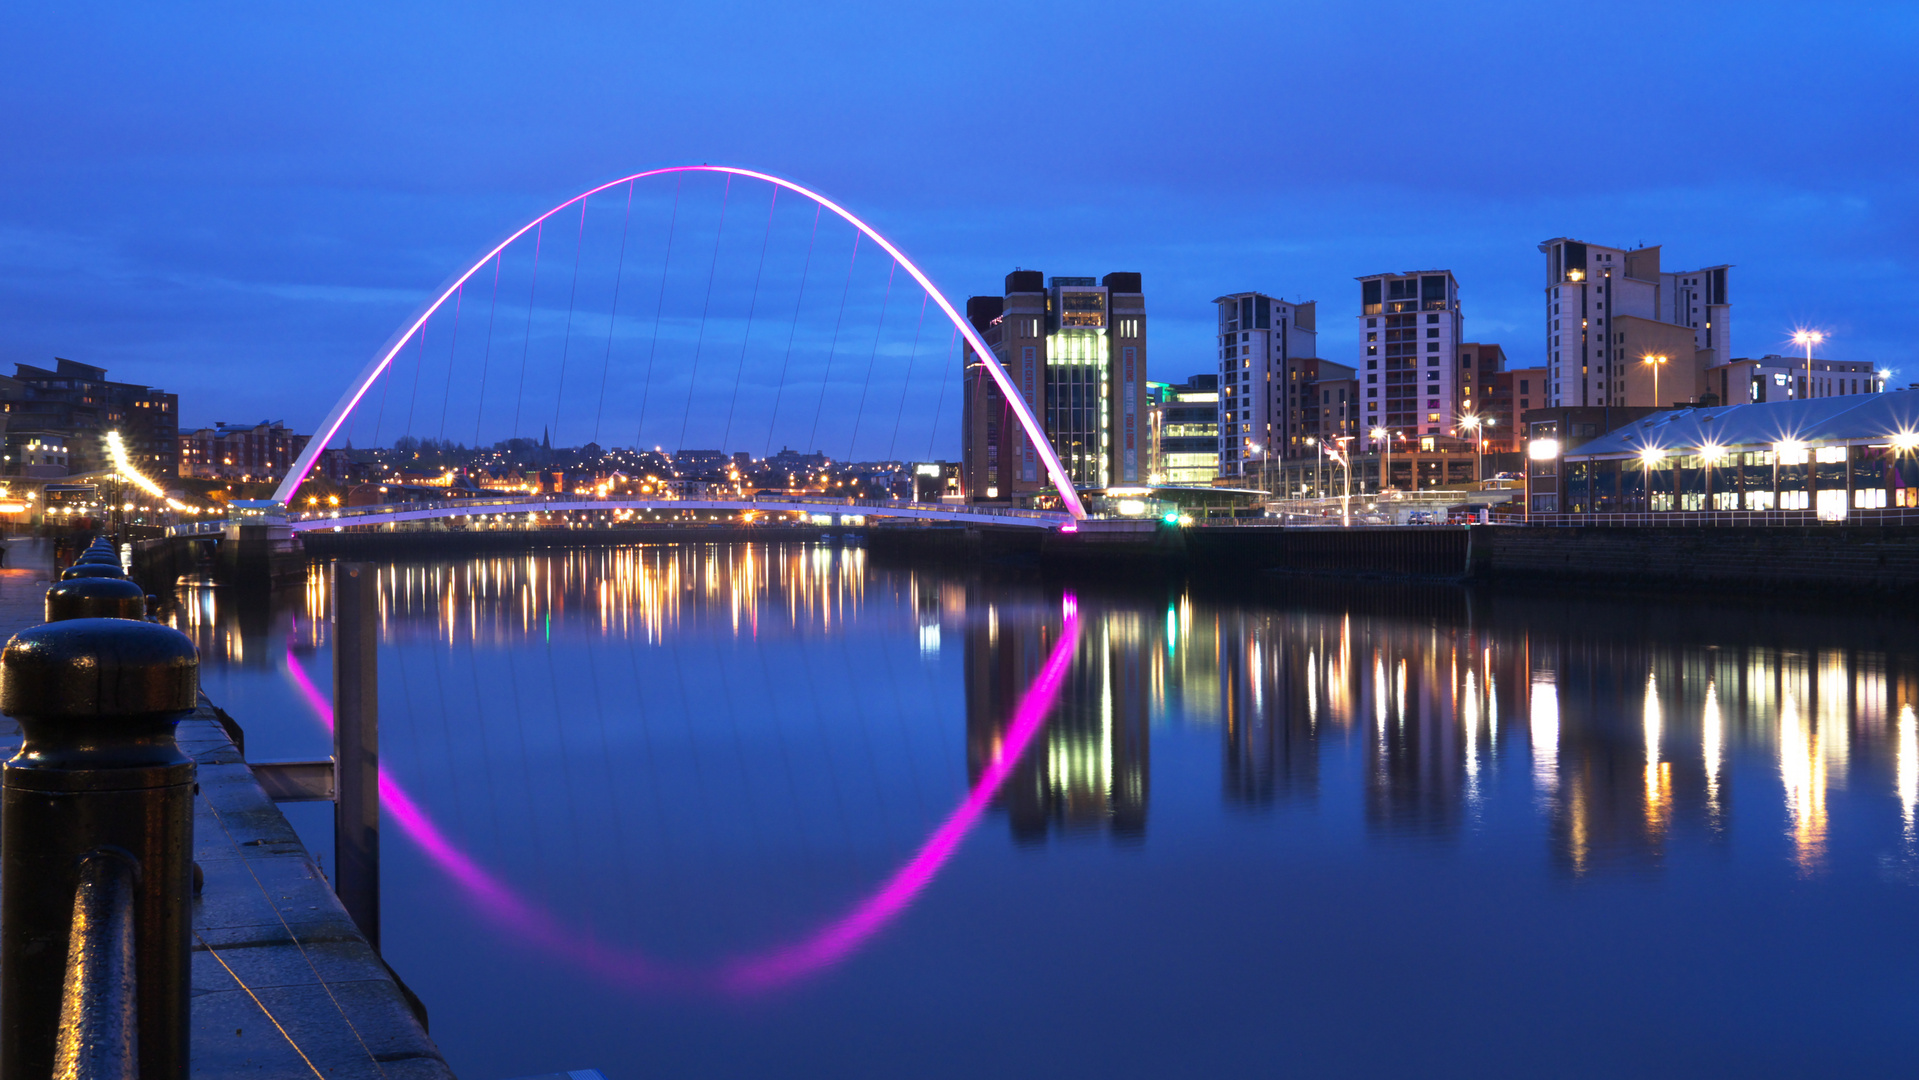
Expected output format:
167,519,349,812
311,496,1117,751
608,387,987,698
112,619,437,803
0,537,453,1079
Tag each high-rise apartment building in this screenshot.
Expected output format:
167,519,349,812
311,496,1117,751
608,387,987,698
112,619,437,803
1357,271,1462,439
1213,292,1316,480
963,271,1147,501
1538,239,1731,408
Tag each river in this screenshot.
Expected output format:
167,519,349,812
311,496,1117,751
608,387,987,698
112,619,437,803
175,542,1919,1078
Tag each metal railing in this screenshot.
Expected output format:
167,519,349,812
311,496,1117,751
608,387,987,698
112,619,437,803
1525,506,1919,528
56,852,140,1080
282,491,1069,526
2,535,196,1079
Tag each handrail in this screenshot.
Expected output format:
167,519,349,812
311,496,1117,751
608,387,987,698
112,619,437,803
56,851,139,1080
279,492,1069,525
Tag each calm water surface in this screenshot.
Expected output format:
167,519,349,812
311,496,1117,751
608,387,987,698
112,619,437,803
176,544,1919,1078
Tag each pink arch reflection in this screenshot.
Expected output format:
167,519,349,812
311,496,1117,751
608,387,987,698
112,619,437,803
282,601,1081,993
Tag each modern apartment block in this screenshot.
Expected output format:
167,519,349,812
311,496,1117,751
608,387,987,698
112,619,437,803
1213,291,1317,480
1357,271,1463,440
1148,374,1220,485
963,271,1147,501
1538,239,1731,408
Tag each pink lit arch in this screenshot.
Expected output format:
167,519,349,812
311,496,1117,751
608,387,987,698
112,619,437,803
272,165,1086,519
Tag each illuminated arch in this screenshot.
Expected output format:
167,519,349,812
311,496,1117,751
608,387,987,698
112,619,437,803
273,165,1087,519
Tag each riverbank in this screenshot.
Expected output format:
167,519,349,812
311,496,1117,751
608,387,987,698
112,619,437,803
0,536,454,1079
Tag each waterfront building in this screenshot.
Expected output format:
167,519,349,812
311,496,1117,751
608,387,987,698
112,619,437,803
0,358,178,479
179,420,311,481
1535,390,1919,517
1212,291,1318,480
1709,354,1887,406
1538,239,1731,409
1489,366,1548,454
1148,374,1220,485
1458,342,1507,432
4,430,70,477
963,271,1147,502
1357,271,1462,440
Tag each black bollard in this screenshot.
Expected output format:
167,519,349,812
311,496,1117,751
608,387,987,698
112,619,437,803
60,563,127,582
1,617,199,1080
46,577,148,622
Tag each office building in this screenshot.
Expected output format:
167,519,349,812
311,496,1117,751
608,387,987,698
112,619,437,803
1213,291,1317,480
963,271,1147,501
1538,239,1731,408
1358,271,1463,440
1148,374,1219,485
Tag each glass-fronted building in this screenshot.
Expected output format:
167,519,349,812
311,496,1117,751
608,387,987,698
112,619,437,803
1548,391,1919,519
1149,375,1220,485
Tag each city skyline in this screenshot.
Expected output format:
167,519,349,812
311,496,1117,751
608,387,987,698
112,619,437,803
1,3,1912,439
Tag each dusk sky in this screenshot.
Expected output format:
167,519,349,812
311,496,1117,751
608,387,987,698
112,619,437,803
3,1,1914,445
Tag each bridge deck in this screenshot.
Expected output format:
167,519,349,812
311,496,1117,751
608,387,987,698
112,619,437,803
282,496,1069,533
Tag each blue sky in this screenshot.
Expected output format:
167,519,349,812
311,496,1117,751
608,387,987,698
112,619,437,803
2,1,1914,446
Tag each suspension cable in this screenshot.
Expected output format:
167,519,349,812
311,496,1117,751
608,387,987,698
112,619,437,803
591,180,636,448
721,185,779,453
473,252,502,449
636,175,683,453
675,174,733,455
764,202,822,457
550,200,589,445
510,222,545,441
846,259,897,461
887,292,930,462
807,230,862,455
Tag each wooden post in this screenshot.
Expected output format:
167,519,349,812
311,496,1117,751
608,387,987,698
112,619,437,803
332,562,380,951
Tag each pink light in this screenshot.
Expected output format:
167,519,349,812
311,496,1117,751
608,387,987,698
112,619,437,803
280,602,1081,993
276,166,1087,519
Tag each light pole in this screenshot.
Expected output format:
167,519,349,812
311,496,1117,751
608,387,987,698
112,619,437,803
1459,414,1490,485
1793,329,1826,399
1642,353,1670,409
1332,437,1353,526
1371,425,1391,494
1306,437,1322,501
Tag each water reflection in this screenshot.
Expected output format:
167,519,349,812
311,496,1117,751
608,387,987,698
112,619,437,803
173,548,1919,955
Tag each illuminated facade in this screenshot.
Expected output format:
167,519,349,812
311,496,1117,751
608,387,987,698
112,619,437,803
1148,375,1219,485
963,271,1148,500
1538,238,1732,409
1213,291,1318,478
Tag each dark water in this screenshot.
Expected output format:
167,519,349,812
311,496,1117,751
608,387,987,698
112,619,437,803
176,545,1919,1079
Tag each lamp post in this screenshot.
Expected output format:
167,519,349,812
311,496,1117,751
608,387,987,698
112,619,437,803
1371,425,1391,494
1792,329,1826,399
1642,353,1669,409
1306,437,1322,500
1459,414,1491,485
1333,436,1353,526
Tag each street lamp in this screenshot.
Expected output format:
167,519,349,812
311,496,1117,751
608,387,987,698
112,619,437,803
1305,436,1322,500
1641,353,1670,408
1459,414,1492,485
1792,329,1826,399
1332,436,1353,526
1371,425,1392,494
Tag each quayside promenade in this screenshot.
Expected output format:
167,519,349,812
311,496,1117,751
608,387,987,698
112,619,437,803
0,537,452,1079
